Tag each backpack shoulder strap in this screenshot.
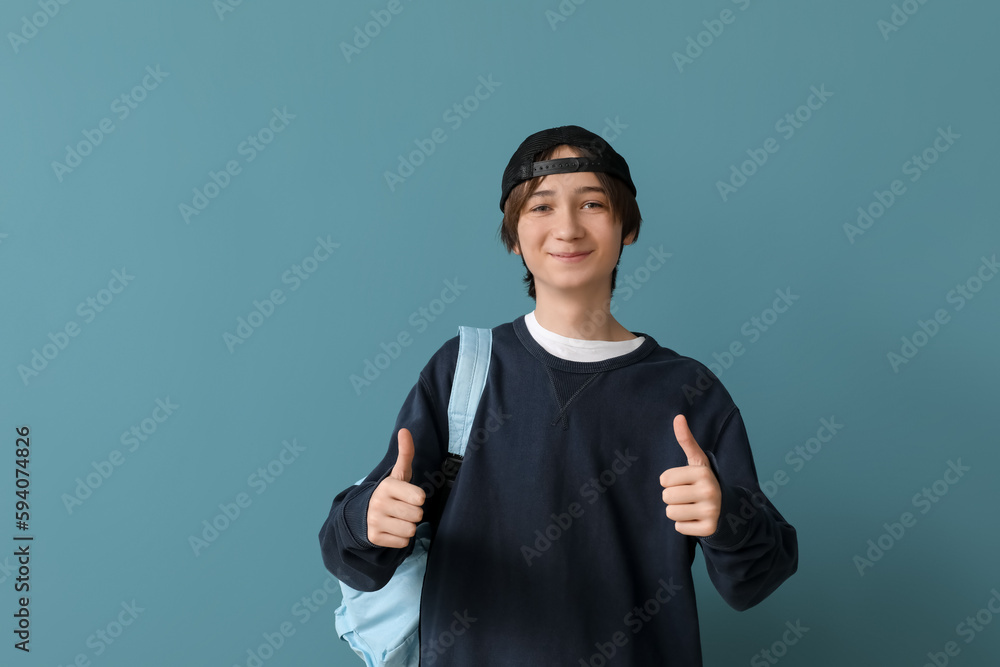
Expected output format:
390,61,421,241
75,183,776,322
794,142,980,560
447,326,492,457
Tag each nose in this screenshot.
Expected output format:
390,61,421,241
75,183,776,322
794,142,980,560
551,205,585,241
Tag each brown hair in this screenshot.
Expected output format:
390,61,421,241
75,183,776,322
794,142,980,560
497,144,642,300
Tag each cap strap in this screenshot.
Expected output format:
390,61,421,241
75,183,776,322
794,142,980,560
531,157,613,177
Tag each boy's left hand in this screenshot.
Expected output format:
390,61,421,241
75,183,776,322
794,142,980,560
660,414,722,537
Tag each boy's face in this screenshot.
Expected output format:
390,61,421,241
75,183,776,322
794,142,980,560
512,144,636,300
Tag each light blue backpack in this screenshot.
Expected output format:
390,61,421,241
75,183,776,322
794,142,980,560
334,325,493,666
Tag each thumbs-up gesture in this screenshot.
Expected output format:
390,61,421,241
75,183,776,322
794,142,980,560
660,414,722,537
367,428,426,548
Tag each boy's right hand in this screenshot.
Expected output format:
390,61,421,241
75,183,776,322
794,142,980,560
366,428,426,549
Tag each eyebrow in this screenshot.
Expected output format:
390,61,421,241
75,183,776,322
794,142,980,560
526,185,607,201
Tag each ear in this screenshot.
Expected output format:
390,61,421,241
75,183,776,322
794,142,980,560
622,229,637,246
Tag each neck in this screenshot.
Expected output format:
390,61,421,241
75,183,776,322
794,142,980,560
532,288,634,341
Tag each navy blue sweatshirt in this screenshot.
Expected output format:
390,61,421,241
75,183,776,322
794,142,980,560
319,315,798,665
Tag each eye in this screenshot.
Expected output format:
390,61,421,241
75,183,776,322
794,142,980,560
529,204,551,212
583,201,605,209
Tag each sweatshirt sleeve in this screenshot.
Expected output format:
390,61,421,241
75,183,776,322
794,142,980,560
317,354,453,592
697,406,799,611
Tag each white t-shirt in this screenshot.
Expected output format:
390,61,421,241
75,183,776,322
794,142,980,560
523,310,646,362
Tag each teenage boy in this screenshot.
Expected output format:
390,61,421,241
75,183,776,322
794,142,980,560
319,125,798,665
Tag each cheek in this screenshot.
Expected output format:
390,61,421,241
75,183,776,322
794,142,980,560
597,231,622,254
515,226,539,250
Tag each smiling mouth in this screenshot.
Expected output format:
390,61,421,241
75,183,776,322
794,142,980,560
550,252,591,258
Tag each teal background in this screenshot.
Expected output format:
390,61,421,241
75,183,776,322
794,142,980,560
2,0,998,665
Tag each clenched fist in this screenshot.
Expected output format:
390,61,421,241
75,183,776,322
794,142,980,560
660,414,722,537
366,427,426,549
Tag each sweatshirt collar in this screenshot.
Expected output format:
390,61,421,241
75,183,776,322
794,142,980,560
513,314,659,373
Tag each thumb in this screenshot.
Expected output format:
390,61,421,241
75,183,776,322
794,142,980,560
391,427,415,482
673,414,708,467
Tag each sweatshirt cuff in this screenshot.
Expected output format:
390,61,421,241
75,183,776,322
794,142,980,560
342,482,380,550
699,450,753,551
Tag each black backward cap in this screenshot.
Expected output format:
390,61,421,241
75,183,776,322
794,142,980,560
499,125,636,213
